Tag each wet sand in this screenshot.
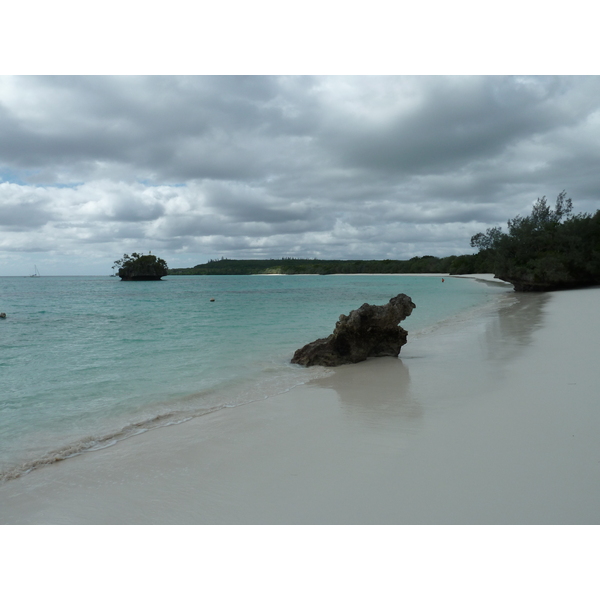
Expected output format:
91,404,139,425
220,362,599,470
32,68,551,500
1,282,599,524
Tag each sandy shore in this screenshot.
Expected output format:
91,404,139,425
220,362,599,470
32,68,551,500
1,281,599,524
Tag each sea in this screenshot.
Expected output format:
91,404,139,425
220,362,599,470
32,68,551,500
0,274,510,480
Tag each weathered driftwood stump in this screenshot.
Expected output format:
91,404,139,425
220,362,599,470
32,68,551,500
291,293,416,367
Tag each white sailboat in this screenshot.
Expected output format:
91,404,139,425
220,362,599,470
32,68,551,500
30,265,41,277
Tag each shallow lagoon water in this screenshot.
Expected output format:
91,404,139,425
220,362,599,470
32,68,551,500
0,274,509,478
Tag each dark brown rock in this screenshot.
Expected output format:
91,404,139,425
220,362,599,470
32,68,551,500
291,293,416,367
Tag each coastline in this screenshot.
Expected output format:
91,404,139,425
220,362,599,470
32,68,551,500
452,272,511,284
0,272,500,483
1,281,599,524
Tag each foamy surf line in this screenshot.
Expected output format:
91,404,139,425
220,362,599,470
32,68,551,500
0,409,211,482
0,363,333,483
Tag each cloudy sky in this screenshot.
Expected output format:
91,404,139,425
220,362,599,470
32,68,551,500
1,75,600,275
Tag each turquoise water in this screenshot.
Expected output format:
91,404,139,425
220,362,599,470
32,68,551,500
0,274,508,478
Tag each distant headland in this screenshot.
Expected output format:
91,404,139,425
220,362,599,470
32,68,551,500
168,256,464,276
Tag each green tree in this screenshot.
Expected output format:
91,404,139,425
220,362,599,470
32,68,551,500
113,252,169,280
470,192,600,291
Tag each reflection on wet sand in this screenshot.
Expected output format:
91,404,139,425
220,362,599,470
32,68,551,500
483,292,549,362
308,289,551,425
309,356,422,429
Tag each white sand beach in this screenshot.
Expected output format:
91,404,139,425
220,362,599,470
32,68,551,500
1,280,599,524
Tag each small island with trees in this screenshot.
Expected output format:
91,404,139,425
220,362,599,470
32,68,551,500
113,253,169,281
166,192,600,292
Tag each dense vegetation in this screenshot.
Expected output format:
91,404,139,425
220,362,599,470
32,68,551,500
168,255,465,276
113,253,169,280
469,192,600,291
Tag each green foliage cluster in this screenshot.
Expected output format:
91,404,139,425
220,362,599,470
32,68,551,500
470,192,600,290
113,252,169,280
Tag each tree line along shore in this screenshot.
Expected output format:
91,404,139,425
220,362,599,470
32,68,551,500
148,192,599,291
167,255,474,276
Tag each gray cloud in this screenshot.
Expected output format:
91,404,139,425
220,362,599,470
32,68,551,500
1,75,600,275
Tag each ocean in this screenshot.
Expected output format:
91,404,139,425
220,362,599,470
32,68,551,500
0,274,509,480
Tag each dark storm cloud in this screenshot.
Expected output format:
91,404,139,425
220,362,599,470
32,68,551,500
1,75,600,274
0,76,597,183
1,78,234,177
321,77,590,174
0,76,325,184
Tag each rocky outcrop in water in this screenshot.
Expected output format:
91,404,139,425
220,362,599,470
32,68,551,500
291,293,416,367
113,253,168,281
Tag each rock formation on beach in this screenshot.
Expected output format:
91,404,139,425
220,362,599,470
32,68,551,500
291,293,416,367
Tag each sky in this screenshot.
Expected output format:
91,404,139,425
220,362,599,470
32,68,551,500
1,74,600,275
